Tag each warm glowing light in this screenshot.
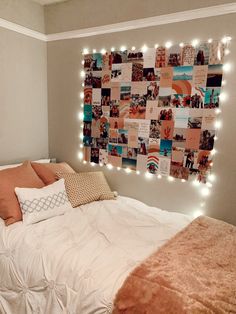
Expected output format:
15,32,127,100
192,180,200,187
82,48,89,55
141,44,148,53
193,209,204,218
208,174,216,182
168,176,174,182
200,202,205,207
83,160,87,164
82,82,85,87
214,136,218,141
221,80,226,86
78,111,84,121
191,39,199,47
225,48,230,56
179,42,184,47
111,47,115,52
80,144,83,148
81,103,84,108
219,92,227,102
90,162,96,167
157,174,162,179
125,168,132,174
215,108,221,114
120,46,126,52
206,182,213,188
215,120,222,129
201,187,210,197
107,164,113,170
181,179,186,183
78,152,83,160
154,44,159,49
79,132,84,140
221,36,232,44
223,62,231,72
145,172,153,179
80,70,85,78
136,170,140,175
92,49,97,53
131,46,136,51
100,48,106,55
117,167,121,171
99,163,103,167
81,60,85,65
208,38,213,43
211,148,217,156
165,41,172,49
80,92,84,99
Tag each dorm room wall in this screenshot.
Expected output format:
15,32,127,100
47,11,236,225
0,0,48,165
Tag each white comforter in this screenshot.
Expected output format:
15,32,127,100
0,196,192,314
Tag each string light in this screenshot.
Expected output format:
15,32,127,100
120,46,126,52
125,168,132,174
78,112,84,121
201,187,210,197
145,172,153,179
80,92,84,99
100,48,106,54
219,92,227,102
168,176,174,182
81,60,85,65
157,174,162,179
131,46,136,51
136,170,140,175
82,48,89,55
83,160,87,164
221,36,232,44
111,47,115,52
90,162,96,167
179,42,184,47
208,38,213,43
165,41,172,49
154,44,159,49
80,70,85,78
141,44,148,53
78,152,83,160
92,49,97,53
208,174,216,182
191,39,199,47
223,63,231,73
79,132,83,140
193,209,204,218
117,167,121,171
215,120,222,129
107,164,113,170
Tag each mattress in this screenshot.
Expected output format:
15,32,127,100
0,196,192,314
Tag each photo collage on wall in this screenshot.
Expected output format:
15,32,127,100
82,40,226,183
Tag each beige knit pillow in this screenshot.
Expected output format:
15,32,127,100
56,171,115,207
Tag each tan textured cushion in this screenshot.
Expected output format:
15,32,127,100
0,161,45,226
56,172,115,207
31,162,75,185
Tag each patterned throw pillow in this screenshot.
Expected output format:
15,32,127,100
15,179,73,225
56,172,115,207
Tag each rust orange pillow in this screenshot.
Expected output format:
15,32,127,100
31,162,75,185
0,161,45,226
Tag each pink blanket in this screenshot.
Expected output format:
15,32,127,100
113,216,236,313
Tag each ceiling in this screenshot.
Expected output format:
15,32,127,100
32,0,68,5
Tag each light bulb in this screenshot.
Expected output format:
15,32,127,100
78,152,83,160
82,48,89,55
191,39,199,47
120,46,126,52
165,41,172,49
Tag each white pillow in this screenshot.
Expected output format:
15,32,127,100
15,179,73,225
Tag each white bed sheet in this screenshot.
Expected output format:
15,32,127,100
0,196,192,314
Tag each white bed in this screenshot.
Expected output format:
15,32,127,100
0,196,192,314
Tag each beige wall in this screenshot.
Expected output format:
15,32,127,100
0,1,48,165
0,0,45,33
45,0,235,34
47,14,236,225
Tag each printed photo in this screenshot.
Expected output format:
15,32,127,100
197,150,212,172
143,68,156,81
173,128,186,148
84,54,93,69
100,120,109,138
123,147,138,159
138,137,149,155
149,119,161,139
161,120,174,140
167,45,182,66
91,119,100,138
147,82,159,100
191,87,205,108
111,51,128,64
92,105,102,120
188,110,203,129
122,158,137,171
207,64,223,87
184,149,198,170
102,52,112,70
127,50,143,62
147,153,159,174
160,67,173,88
182,45,195,66
96,138,108,149
101,70,111,88
83,136,93,146
92,88,101,106
119,100,130,118
111,64,122,81
204,87,220,108
90,53,103,71
160,139,172,157
83,104,92,122
185,129,201,150
132,62,144,81
148,138,160,153
109,128,118,143
155,47,167,68
199,129,215,150
120,83,131,100
170,165,189,180
129,96,146,119
173,66,193,81
110,100,120,117
143,48,156,68
118,129,128,145
171,147,184,166
90,148,99,163
108,144,123,157
171,94,191,108
158,95,171,107
84,87,92,104
109,117,124,129
145,101,159,119
111,82,120,100
194,43,210,65
192,65,207,87
172,80,192,95
159,108,173,120
158,157,171,176
101,88,111,106
99,149,108,165
85,71,102,88
83,121,92,137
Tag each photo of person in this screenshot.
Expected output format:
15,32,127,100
143,68,156,81
199,130,215,150
167,45,182,66
147,82,159,100
84,54,93,69
185,150,195,168
191,87,205,108
155,47,167,68
110,100,120,117
96,138,108,149
207,64,223,87
204,87,220,108
138,137,149,155
108,144,123,157
85,71,102,88
118,129,128,145
100,120,109,138
92,105,102,120
127,50,144,62
159,108,173,120
132,62,144,81
160,139,172,157
84,87,92,104
194,43,210,65
101,88,111,106
158,95,171,107
171,94,191,108
111,51,128,64
109,128,118,143
150,120,161,138
90,148,99,163
198,150,212,172
83,121,92,136
129,96,146,119
83,136,93,146
111,64,122,81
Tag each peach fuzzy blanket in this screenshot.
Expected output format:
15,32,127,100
113,216,236,314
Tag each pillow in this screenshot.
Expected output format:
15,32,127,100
57,171,115,207
0,161,45,226
31,162,75,185
15,179,73,225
